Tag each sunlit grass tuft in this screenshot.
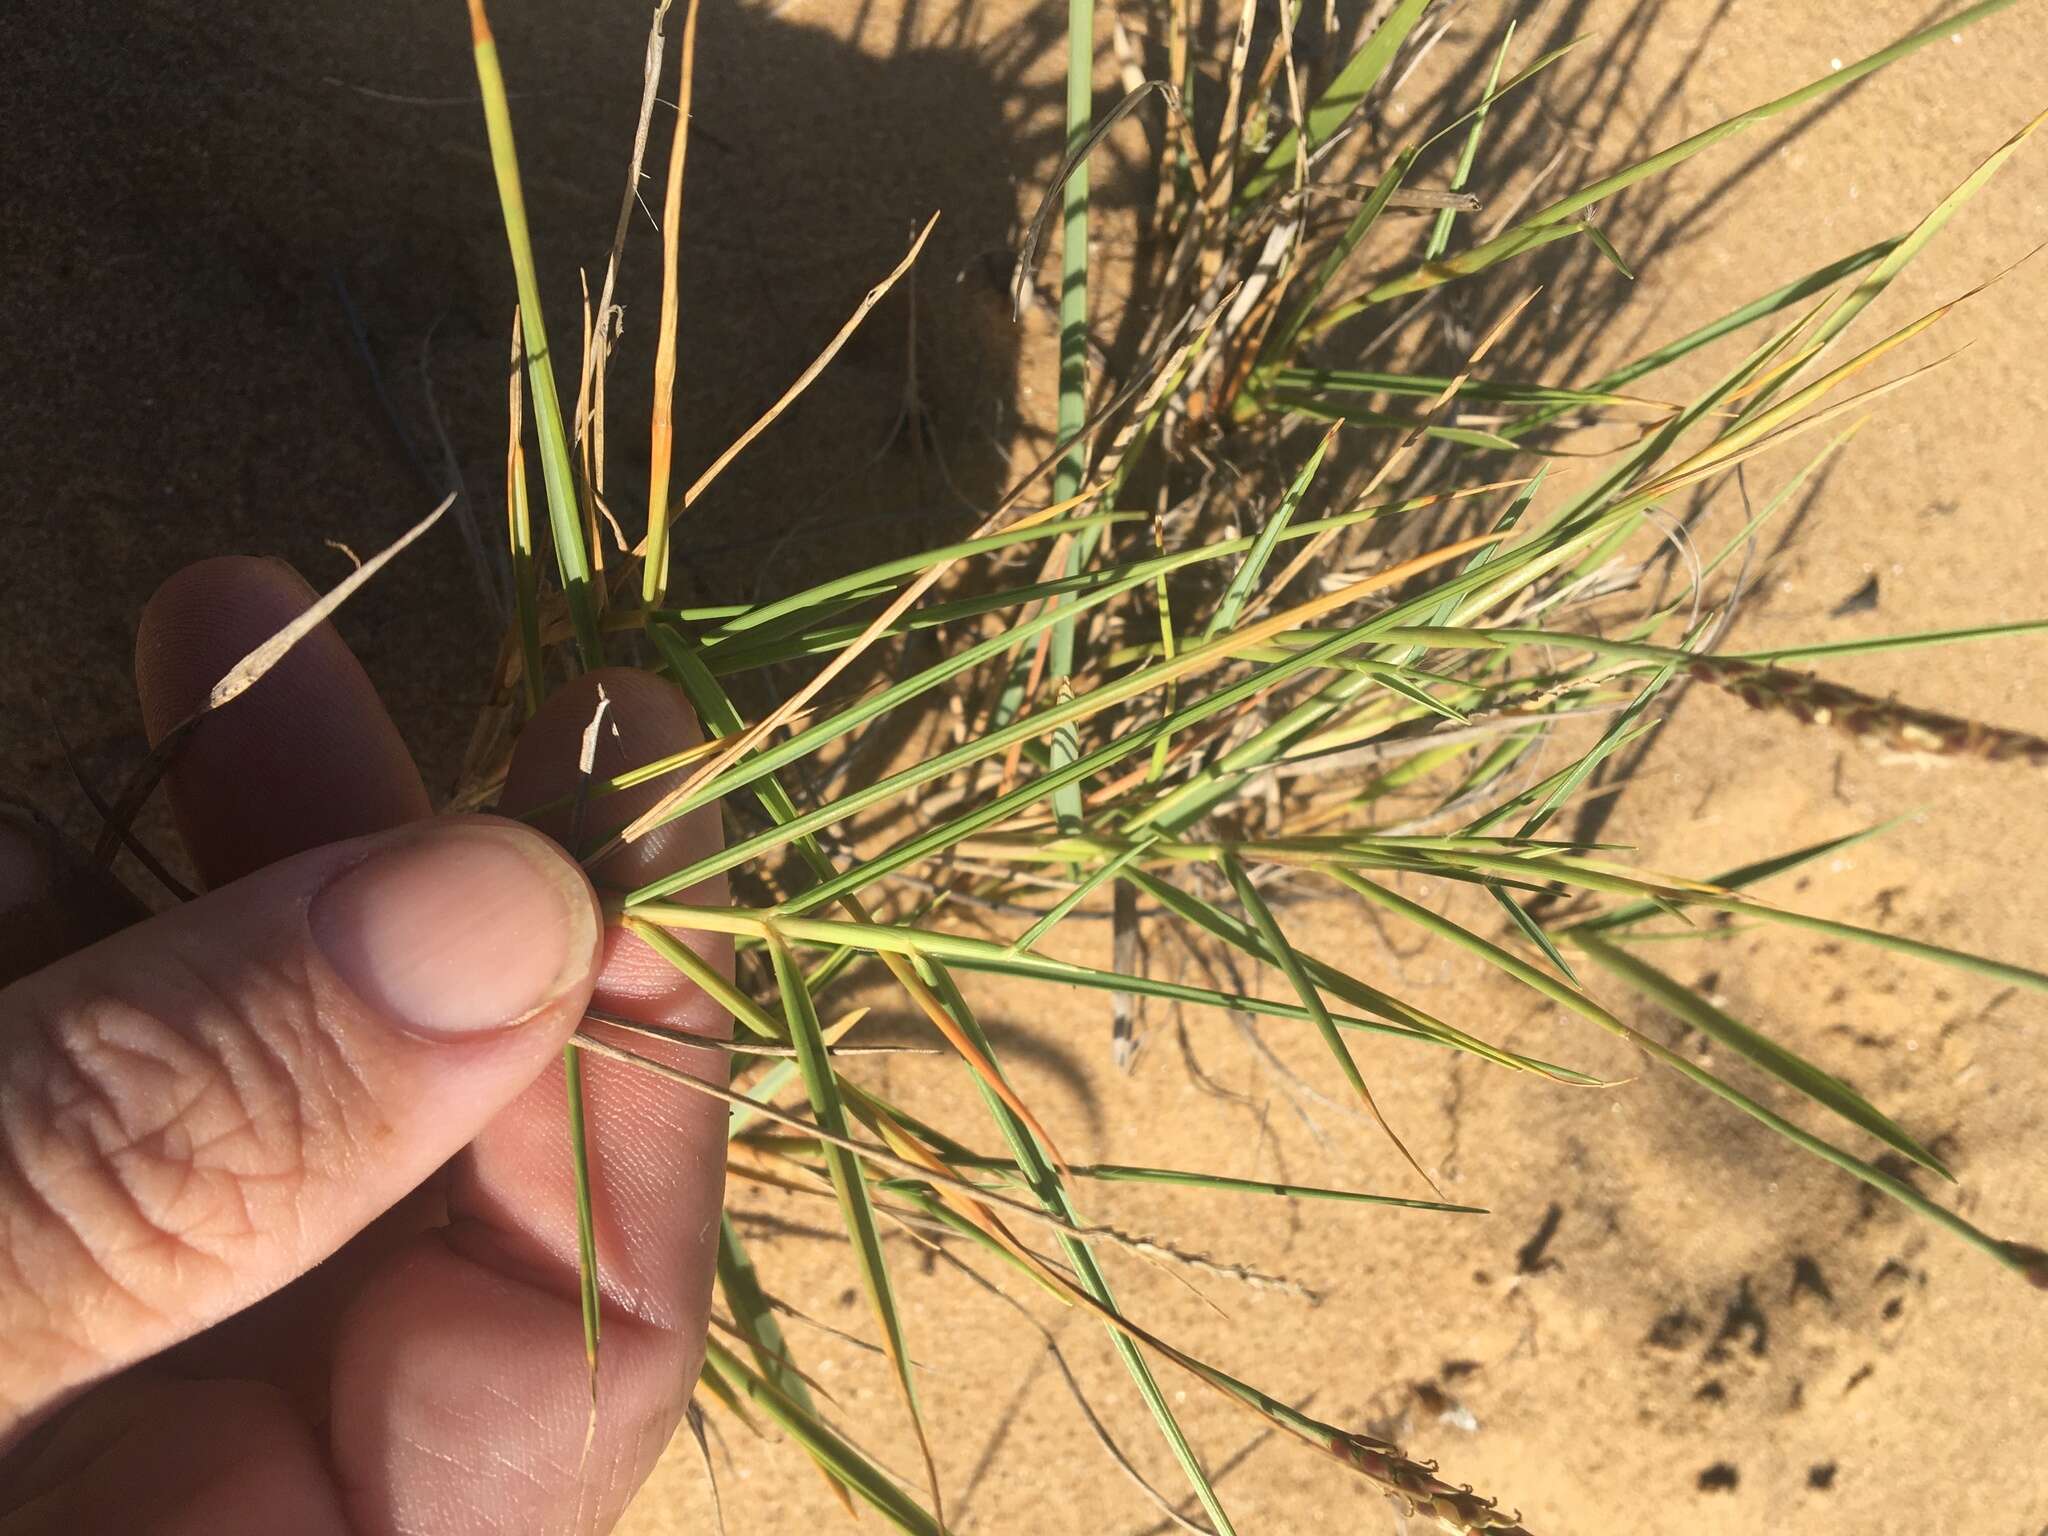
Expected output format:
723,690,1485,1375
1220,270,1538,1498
459,0,2046,1528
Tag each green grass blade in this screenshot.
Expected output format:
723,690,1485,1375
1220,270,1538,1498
1043,0,1098,842
698,562,1156,674
1759,106,2048,412
594,505,1533,831
1245,397,1523,451
1266,148,1418,357
1502,284,1840,565
1463,661,1678,837
1122,867,1602,1081
1204,424,1335,637
505,311,544,715
765,930,939,1516
1657,299,1955,486
561,1044,602,1402
1569,933,1951,1178
1007,836,1156,956
1361,617,2048,676
1238,0,1431,206
467,0,602,667
696,486,1463,673
1427,23,1513,260
1571,822,1906,934
1053,0,1092,515
869,1134,1485,1210
717,1214,830,1420
1697,427,1860,581
1222,852,1438,1191
650,621,1074,1200
1310,223,1590,334
626,621,1353,902
1329,869,1976,1202
644,538,1515,901
1356,0,2019,308
626,915,785,1040
1132,565,1600,835
701,1338,943,1535
1707,897,2048,994
693,1353,757,1433
1487,884,1579,984
1568,935,2045,1284
1728,618,2048,666
1015,1164,1485,1212
918,966,1241,1536
1329,867,2044,1283
1580,218,1636,280
1138,868,1597,1081
1263,366,1660,410
1266,36,1579,357
1353,663,1469,722
626,556,1191,870
726,1055,805,1140
638,901,1461,1049
702,512,1135,644
1505,240,1900,440
1400,846,2048,997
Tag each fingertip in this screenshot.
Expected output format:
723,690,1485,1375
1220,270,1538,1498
135,557,314,744
500,668,725,900
307,816,603,1043
304,675,729,1532
500,669,733,1024
0,1374,350,1536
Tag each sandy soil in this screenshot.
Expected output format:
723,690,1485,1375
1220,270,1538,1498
4,0,2045,1532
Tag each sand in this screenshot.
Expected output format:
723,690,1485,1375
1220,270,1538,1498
3,0,2044,1531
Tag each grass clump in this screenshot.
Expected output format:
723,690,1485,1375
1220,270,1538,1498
442,0,2048,1528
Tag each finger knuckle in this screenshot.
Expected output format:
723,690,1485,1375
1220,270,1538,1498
1,949,371,1307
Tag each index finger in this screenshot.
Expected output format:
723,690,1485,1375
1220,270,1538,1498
328,669,731,1535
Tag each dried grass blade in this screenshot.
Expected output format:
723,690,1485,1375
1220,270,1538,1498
642,0,700,606
636,214,938,556
92,496,452,867
209,497,451,711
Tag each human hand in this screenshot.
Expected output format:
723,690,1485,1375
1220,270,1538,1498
0,557,730,1535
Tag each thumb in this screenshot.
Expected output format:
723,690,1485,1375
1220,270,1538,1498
0,816,602,1440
